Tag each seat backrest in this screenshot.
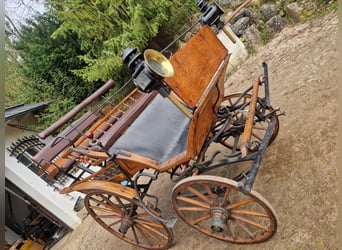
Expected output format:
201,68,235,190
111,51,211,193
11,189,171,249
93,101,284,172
165,26,228,110
166,25,229,157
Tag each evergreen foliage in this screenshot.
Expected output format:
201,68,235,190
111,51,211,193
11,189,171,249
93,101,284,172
5,1,197,129
52,0,197,82
8,13,102,128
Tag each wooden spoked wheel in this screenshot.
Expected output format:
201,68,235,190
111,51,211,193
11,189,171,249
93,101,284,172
214,93,279,151
172,175,277,244
84,191,173,250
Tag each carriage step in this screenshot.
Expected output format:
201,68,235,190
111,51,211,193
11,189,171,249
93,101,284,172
166,217,178,228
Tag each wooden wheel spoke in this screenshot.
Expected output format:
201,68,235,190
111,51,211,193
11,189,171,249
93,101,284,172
219,186,232,206
226,198,255,210
251,131,263,141
178,206,209,212
89,205,124,216
107,219,121,228
89,196,121,212
230,214,269,231
115,196,129,214
231,209,269,218
95,213,122,219
203,184,214,196
186,186,211,203
228,98,233,106
192,212,211,225
134,219,164,229
252,125,267,131
100,195,123,210
138,223,169,240
131,225,140,245
134,212,151,219
134,224,153,247
234,220,255,239
135,223,166,245
226,222,236,239
176,196,210,209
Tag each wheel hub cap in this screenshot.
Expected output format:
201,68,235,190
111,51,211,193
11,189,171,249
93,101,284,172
119,215,134,234
210,207,230,232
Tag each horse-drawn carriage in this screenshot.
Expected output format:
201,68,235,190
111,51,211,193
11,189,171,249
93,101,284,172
31,1,284,249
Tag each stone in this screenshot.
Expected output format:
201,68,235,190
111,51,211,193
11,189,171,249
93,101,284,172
242,24,263,49
286,2,304,22
266,15,287,33
260,4,278,21
217,0,231,7
231,16,250,36
230,7,260,24
229,0,245,9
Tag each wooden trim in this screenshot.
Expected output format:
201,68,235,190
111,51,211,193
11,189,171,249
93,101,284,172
240,78,260,158
60,180,136,199
114,150,190,174
187,57,229,156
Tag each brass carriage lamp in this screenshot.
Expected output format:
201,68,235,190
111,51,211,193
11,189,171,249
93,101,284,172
122,47,193,118
122,47,174,93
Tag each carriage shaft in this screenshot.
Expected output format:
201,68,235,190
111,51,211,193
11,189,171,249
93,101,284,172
238,117,276,194
240,78,260,158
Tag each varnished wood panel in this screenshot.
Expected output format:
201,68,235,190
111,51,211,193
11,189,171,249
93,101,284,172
165,26,228,109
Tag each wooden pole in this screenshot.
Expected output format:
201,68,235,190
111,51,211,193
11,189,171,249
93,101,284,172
240,77,259,158
38,79,115,139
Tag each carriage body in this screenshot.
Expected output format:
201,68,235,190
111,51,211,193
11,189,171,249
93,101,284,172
31,19,283,249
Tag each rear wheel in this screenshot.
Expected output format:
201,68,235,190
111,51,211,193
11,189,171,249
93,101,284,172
172,175,277,244
84,190,173,249
214,93,279,152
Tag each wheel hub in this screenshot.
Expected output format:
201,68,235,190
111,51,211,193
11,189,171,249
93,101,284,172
210,207,230,232
119,215,134,234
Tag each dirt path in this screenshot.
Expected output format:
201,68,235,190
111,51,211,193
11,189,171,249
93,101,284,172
52,12,338,250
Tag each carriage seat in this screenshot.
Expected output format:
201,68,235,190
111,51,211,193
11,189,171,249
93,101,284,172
109,93,191,163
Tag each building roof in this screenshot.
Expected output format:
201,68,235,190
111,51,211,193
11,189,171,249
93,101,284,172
5,102,50,121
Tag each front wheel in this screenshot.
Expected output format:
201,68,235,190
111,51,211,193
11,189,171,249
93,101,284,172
171,175,277,244
84,190,174,249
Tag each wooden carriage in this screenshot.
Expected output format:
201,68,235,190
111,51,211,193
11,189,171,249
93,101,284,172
31,4,283,249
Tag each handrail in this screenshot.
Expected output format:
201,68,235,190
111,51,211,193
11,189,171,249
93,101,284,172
38,79,115,139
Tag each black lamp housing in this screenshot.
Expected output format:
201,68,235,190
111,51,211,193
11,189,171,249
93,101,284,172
122,47,174,93
198,1,224,28
122,47,162,93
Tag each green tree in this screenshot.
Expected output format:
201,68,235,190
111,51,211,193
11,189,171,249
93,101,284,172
8,12,102,127
52,0,196,82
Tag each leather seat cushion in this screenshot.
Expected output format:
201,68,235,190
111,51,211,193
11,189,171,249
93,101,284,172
109,94,190,163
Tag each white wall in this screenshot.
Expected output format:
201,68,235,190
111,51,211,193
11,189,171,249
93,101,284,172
5,125,84,229
217,24,248,72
